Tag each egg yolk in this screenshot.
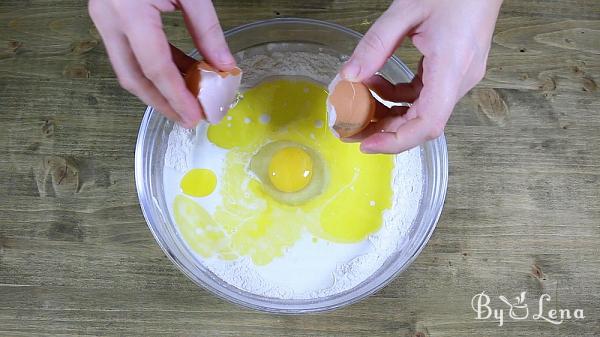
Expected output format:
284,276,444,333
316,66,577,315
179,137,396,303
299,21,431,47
180,168,217,197
268,147,313,193
174,78,395,266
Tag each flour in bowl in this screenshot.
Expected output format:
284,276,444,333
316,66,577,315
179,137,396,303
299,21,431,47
162,48,423,299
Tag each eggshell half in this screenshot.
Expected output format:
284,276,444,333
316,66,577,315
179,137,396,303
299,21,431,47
184,61,242,124
326,75,376,138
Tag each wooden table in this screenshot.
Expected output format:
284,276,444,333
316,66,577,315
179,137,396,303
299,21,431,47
1,0,598,336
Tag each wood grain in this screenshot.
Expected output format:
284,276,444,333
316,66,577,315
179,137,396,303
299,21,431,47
1,0,599,336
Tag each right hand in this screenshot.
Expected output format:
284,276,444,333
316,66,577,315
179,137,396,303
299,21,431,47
89,0,236,127
341,0,502,154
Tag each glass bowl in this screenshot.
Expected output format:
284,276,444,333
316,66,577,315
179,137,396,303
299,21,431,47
135,18,448,313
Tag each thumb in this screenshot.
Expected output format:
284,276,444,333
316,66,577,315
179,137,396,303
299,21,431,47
341,4,424,82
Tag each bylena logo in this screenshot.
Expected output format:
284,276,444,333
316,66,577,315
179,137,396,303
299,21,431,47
471,291,585,326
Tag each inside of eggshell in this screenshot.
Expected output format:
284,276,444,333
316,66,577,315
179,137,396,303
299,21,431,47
325,75,341,137
198,61,242,78
184,63,202,96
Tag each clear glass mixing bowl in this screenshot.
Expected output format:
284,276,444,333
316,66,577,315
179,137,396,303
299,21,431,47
135,18,448,313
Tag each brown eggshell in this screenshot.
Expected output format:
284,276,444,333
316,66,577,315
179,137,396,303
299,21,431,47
184,61,242,124
184,61,241,95
327,78,376,138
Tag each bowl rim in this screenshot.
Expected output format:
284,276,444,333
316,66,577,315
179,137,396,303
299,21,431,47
135,17,448,314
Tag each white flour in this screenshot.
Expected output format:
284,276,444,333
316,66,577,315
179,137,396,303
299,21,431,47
165,126,194,172
163,47,423,299
235,46,343,88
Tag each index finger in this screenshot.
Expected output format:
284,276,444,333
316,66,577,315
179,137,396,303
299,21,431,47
179,0,236,71
360,55,459,153
124,8,204,126
341,3,426,82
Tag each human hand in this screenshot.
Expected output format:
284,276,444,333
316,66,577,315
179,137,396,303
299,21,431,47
89,0,236,128
341,0,502,153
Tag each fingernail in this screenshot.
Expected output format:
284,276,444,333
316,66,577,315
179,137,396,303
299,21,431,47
342,59,361,81
341,135,361,143
180,115,198,129
179,120,193,129
217,49,236,69
208,113,224,124
360,143,376,154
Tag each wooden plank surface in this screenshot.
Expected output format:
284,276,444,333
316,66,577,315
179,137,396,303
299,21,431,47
1,0,599,336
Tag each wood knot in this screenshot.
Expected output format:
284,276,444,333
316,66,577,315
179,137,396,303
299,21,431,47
42,119,55,138
34,156,80,197
531,264,546,281
471,88,510,126
71,40,98,55
540,76,557,93
48,221,84,242
1,41,22,59
63,64,90,79
27,142,41,152
0,233,15,249
582,76,597,92
89,26,101,39
7,40,22,52
87,95,98,105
